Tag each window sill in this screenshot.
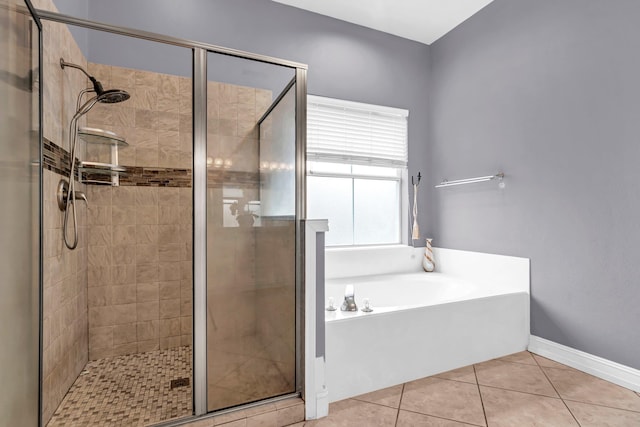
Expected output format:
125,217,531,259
325,244,409,253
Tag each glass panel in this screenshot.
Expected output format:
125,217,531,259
41,23,194,425
0,0,40,423
260,85,296,217
206,53,297,412
307,176,354,246
354,179,400,245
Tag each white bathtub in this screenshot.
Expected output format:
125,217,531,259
324,247,530,403
325,272,511,318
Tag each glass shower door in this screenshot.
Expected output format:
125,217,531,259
0,0,41,424
205,53,297,412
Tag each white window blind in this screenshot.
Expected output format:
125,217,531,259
307,95,408,167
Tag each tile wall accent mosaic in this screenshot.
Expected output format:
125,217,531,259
43,137,76,177
118,166,192,187
44,138,194,188
44,138,260,188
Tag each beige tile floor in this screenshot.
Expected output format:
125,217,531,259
293,351,640,427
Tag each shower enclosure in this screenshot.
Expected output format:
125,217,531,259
0,0,41,425
33,6,307,426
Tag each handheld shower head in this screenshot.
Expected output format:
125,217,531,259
98,89,130,104
60,58,130,104
59,59,131,250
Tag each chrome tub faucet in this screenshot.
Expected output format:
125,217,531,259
341,284,358,312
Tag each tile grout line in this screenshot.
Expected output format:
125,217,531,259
477,383,563,400
398,408,486,427
561,398,640,415
431,376,477,385
473,364,489,427
535,355,582,427
488,358,538,368
395,383,405,426
534,355,640,416
350,398,401,411
541,363,640,389
498,352,579,371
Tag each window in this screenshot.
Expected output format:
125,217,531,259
306,95,408,246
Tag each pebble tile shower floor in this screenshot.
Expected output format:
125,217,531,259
47,346,192,426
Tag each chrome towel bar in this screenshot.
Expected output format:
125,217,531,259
435,172,504,188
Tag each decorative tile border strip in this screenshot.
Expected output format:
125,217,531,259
44,138,75,177
43,139,258,188
206,170,259,189
117,166,192,187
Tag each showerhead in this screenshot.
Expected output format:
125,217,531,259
97,89,130,104
60,58,130,104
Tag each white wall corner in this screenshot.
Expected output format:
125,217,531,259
529,335,640,393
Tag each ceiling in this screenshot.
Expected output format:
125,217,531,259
271,0,494,45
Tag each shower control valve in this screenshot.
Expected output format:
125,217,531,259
57,179,89,211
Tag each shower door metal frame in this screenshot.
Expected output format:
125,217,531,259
192,48,208,415
2,0,43,425
36,8,308,422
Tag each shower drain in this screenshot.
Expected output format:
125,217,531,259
170,377,190,389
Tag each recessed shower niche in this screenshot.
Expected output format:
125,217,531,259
39,9,305,426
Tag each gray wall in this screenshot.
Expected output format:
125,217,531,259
50,0,88,54
428,0,640,369
54,0,430,221
51,0,86,15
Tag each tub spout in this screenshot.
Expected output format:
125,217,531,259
341,284,358,312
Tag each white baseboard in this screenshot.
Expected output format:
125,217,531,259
528,335,640,393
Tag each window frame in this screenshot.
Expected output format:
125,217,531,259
308,162,408,247
306,95,410,248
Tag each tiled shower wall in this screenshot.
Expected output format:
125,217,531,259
84,63,192,169
85,185,193,359
43,167,88,425
35,0,90,423
84,64,193,359
82,63,276,360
